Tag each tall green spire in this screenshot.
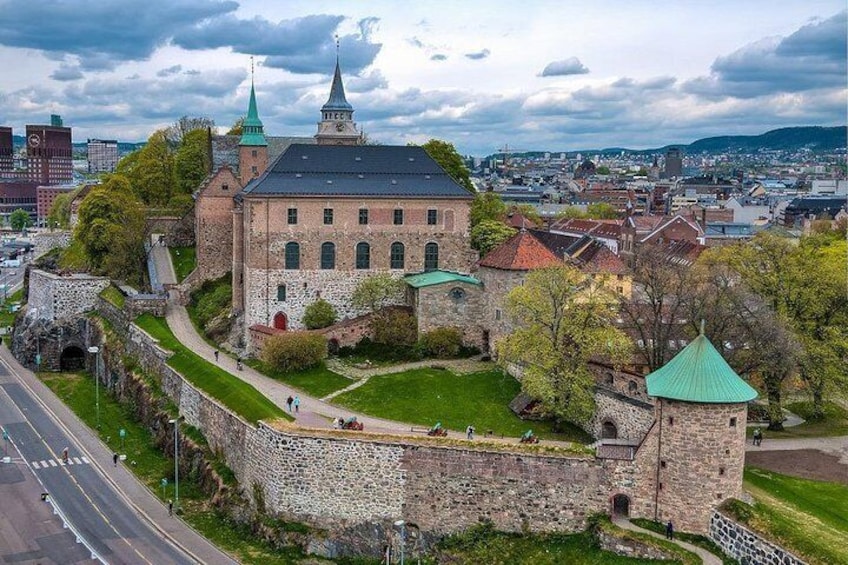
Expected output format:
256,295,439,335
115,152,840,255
240,62,267,147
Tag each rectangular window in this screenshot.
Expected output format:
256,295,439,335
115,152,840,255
251,149,257,158
287,208,298,225
323,208,334,225
359,208,369,225
427,209,438,225
495,309,502,321
393,209,404,225
729,417,737,427
276,285,286,301
668,417,674,426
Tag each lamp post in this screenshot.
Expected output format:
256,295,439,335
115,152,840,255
168,418,180,512
393,520,406,565
87,346,100,429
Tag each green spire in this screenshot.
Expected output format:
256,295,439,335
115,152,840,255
240,76,267,147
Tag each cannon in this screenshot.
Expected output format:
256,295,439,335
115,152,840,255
427,422,448,437
341,417,364,431
519,430,539,444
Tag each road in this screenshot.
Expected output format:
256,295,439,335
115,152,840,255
0,358,198,564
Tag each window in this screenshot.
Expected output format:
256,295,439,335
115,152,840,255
719,467,725,476
323,208,334,225
660,460,666,469
251,149,257,158
628,381,638,393
390,242,405,269
222,183,229,191
495,309,501,321
668,416,674,426
358,208,369,225
427,209,438,225
251,166,257,174
393,209,404,225
285,242,300,269
729,417,737,427
424,242,439,271
321,242,335,269
356,242,370,269
276,285,286,301
287,208,298,225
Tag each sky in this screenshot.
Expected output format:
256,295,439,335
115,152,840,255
0,0,845,156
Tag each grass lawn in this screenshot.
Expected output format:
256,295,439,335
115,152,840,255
752,401,848,439
331,367,593,443
631,519,734,565
99,285,125,308
169,246,196,282
246,359,353,398
134,314,289,424
721,467,848,565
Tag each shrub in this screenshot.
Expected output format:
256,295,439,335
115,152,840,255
371,309,418,347
302,299,337,330
191,274,232,328
418,327,463,358
262,332,327,373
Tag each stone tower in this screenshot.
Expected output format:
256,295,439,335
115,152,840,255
645,322,757,533
315,55,361,145
238,78,268,183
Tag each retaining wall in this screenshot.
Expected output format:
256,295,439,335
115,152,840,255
710,510,806,565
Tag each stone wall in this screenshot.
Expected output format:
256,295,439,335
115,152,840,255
412,281,486,350
147,214,195,247
596,529,677,561
32,230,71,257
28,269,110,321
125,294,167,318
589,388,654,442
709,511,806,565
474,266,526,353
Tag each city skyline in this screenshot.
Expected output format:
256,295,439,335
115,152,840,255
0,0,845,155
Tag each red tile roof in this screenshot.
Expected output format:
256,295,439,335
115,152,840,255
573,242,628,274
479,230,562,271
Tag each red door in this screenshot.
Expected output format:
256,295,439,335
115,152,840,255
273,312,287,330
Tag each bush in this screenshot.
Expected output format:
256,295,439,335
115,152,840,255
371,309,418,347
262,332,327,373
302,299,337,330
191,274,232,328
418,327,463,358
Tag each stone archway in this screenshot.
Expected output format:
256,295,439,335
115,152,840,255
601,420,618,439
612,494,630,517
273,312,288,331
327,338,340,355
60,345,86,371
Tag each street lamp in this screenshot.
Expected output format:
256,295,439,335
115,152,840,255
87,346,100,429
168,417,181,512
393,520,406,565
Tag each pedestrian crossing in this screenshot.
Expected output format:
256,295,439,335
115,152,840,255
30,456,90,469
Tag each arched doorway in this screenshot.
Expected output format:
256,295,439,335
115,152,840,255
273,312,287,331
612,494,630,517
601,421,618,439
60,346,86,371
327,338,340,355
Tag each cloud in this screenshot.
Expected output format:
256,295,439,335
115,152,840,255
539,57,589,77
157,65,183,77
683,10,847,99
431,54,447,61
346,70,388,93
464,49,490,60
0,0,237,69
51,64,83,81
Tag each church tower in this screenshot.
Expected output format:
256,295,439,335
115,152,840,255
238,66,268,184
315,51,361,145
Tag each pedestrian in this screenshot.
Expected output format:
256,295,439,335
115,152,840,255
62,447,69,464
236,357,243,370
466,425,475,440
753,427,762,446
666,521,674,540
286,396,294,413
168,499,173,516
293,396,300,413
214,350,219,362
113,453,118,467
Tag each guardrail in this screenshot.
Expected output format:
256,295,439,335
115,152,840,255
44,493,109,564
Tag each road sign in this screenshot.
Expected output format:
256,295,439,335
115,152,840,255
119,429,126,438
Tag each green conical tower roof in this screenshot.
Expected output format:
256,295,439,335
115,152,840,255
240,82,267,147
646,324,757,403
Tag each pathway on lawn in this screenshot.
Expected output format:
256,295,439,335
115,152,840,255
745,435,848,464
611,517,723,565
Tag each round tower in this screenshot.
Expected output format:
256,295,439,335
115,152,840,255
645,322,757,534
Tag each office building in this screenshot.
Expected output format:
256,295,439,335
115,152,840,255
87,139,119,173
26,115,73,185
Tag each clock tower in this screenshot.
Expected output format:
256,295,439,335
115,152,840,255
315,54,361,146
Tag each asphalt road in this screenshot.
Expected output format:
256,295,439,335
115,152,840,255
0,361,196,564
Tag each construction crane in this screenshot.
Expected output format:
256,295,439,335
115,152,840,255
498,144,527,175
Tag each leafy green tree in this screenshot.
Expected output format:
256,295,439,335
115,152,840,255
125,130,173,205
421,139,474,192
9,209,32,232
596,165,611,175
586,202,619,219
470,192,507,227
471,219,516,256
165,115,215,145
499,266,631,425
226,117,244,136
352,273,406,314
172,128,211,196
262,332,327,373
47,191,75,229
555,206,589,220
302,299,338,330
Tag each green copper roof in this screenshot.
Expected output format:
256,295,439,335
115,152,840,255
404,270,482,288
240,83,267,147
646,330,758,404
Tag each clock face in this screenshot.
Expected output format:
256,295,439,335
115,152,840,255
335,122,345,132
28,134,40,147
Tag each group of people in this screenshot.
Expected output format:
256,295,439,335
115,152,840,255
752,427,764,446
286,395,301,413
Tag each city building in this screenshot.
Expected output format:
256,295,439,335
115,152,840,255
87,139,118,173
25,115,72,185
0,127,12,174
664,147,683,179
36,184,76,226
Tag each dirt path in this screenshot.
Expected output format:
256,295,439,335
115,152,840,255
746,448,848,484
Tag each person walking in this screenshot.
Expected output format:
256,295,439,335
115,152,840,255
293,396,300,414
168,500,173,516
62,447,69,464
466,425,475,440
113,453,119,467
214,350,219,362
286,396,294,413
665,521,674,540
753,427,763,446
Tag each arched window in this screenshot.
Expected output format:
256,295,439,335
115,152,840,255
355,242,370,269
320,242,335,269
424,242,439,271
285,242,300,270
390,242,405,269
628,380,638,393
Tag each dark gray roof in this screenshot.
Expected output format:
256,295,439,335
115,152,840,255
211,135,315,173
242,144,473,199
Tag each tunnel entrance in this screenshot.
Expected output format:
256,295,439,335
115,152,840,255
59,346,86,371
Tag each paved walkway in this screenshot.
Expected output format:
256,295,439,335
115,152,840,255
0,345,237,565
150,235,177,287
745,435,848,464
612,517,722,565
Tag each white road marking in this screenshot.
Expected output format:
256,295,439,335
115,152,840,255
31,460,40,469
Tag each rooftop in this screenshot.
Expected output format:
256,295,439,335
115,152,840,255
404,270,481,288
479,230,561,271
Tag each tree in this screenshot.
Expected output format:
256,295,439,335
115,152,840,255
470,192,507,227
165,115,215,145
352,274,406,314
124,130,173,205
556,206,590,220
172,128,210,196
226,117,244,136
47,191,75,229
498,266,631,425
586,202,619,219
302,299,337,330
9,209,32,232
421,139,474,193
596,165,611,175
510,204,542,226
471,220,516,256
